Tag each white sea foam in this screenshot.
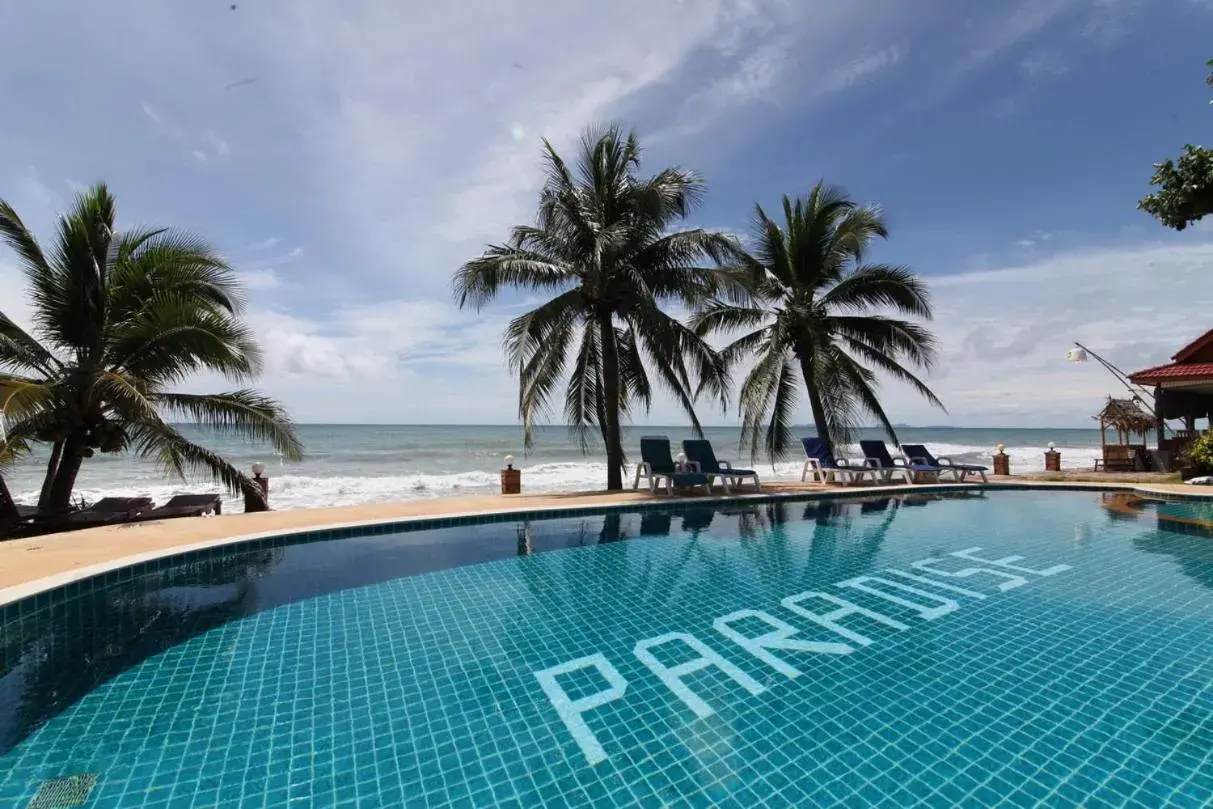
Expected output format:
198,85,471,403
10,441,1105,512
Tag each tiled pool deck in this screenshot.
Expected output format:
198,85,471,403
1,479,1208,608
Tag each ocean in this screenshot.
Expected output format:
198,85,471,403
3,424,1108,511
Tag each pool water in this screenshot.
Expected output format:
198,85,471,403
0,490,1210,807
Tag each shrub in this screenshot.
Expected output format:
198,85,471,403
1183,431,1213,473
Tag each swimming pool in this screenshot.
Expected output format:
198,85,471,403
0,489,1209,807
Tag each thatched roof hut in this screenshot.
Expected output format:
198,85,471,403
1094,397,1154,446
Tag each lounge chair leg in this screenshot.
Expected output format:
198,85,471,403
632,465,641,490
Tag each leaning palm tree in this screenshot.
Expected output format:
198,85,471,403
693,181,944,462
453,124,739,490
0,183,302,515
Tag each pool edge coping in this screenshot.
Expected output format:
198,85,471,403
1,480,1209,609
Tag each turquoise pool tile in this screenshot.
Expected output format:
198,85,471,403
0,490,1209,807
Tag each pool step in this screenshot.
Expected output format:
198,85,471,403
27,774,97,808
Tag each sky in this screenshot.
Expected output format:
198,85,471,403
1,0,1212,428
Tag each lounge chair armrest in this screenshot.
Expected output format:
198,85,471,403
719,460,732,469
832,457,851,467
935,456,957,466
863,457,881,468
679,461,701,473
892,456,909,467
637,462,652,474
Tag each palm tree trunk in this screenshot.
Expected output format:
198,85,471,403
37,440,63,511
598,313,625,490
798,354,834,459
45,434,86,515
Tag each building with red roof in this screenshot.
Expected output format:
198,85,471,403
1128,329,1213,462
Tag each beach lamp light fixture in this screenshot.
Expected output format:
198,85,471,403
1066,347,1088,363
1048,442,1056,451
500,455,521,494
251,462,266,477
992,443,1009,475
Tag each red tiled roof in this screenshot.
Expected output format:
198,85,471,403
1129,362,1213,383
1173,328,1213,362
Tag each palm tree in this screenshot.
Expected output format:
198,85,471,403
453,124,739,490
693,181,944,462
0,183,302,515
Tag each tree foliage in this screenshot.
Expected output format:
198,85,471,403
453,124,740,490
693,182,945,461
0,183,302,514
1137,58,1213,231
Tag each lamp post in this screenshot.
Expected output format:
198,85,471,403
244,461,270,512
1066,343,1157,418
500,454,521,495
1068,341,1171,471
1045,441,1061,472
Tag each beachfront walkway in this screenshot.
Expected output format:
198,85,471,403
0,479,1206,605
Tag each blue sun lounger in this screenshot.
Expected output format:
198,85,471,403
900,444,989,483
859,440,942,484
682,439,760,493
800,438,878,485
632,436,711,495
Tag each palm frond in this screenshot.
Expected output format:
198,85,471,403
832,315,939,369
689,300,769,337
508,295,582,446
763,355,800,461
452,246,576,310
737,340,789,463
616,325,652,415
564,325,603,452
839,336,946,411
153,391,303,460
106,293,261,383
108,230,242,321
820,264,933,318
0,311,58,376
832,352,903,445
126,421,259,495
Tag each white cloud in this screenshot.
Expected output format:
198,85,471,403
142,101,230,165
1013,230,1057,248
818,45,908,96
3,234,1211,427
896,238,1213,426
1019,52,1069,78
240,235,1213,426
0,0,1192,429
1080,0,1146,46
240,269,280,291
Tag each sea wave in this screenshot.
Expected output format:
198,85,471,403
9,442,1105,511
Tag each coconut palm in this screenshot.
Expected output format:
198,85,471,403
0,183,302,515
693,181,944,462
453,124,739,490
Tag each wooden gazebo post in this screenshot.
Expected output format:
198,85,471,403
1153,386,1165,450
1099,410,1107,457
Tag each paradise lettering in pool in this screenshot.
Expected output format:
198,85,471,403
535,546,1071,765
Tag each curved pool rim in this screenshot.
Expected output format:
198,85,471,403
1,481,1208,614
